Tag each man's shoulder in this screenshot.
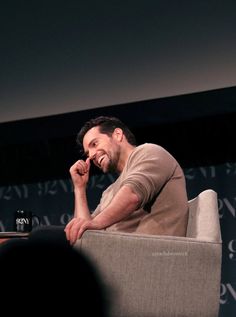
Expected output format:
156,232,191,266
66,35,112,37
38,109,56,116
135,143,167,154
131,143,176,163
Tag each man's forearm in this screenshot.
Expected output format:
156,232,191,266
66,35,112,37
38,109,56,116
73,187,92,220
94,185,140,228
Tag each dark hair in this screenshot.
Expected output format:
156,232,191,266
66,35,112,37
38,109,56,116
0,236,109,316
76,116,137,147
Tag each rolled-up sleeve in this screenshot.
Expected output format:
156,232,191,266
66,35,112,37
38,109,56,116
120,144,177,208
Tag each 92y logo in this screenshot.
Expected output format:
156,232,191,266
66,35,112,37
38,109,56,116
220,283,236,304
218,196,236,218
16,218,29,224
228,240,236,261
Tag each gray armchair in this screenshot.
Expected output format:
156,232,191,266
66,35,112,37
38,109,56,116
74,189,222,317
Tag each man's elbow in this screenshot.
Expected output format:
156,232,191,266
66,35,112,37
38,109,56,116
122,185,142,210
129,189,141,209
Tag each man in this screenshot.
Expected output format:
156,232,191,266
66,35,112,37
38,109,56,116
65,116,189,244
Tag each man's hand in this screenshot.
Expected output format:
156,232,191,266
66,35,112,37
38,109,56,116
64,217,104,245
69,158,91,189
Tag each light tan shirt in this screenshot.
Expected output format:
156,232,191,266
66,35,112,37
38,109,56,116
93,143,189,236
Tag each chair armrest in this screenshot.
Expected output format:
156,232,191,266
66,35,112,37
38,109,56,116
74,230,222,317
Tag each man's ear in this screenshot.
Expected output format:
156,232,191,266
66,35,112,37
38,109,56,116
113,128,123,142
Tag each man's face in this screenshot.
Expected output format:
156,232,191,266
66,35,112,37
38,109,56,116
83,126,120,173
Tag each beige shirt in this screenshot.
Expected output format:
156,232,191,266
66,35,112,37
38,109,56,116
93,143,189,236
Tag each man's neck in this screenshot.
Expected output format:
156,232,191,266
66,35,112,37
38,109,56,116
117,144,136,173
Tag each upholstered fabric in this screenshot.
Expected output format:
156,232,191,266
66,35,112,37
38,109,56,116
187,189,221,242
74,189,222,317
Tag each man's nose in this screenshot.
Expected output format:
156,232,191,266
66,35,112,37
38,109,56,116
89,151,96,161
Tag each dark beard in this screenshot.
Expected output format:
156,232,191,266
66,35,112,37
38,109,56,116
107,160,117,173
106,150,120,173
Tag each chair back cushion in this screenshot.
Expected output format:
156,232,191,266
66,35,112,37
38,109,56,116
186,189,221,242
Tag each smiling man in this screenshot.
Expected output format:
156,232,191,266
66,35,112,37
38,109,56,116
65,116,189,244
